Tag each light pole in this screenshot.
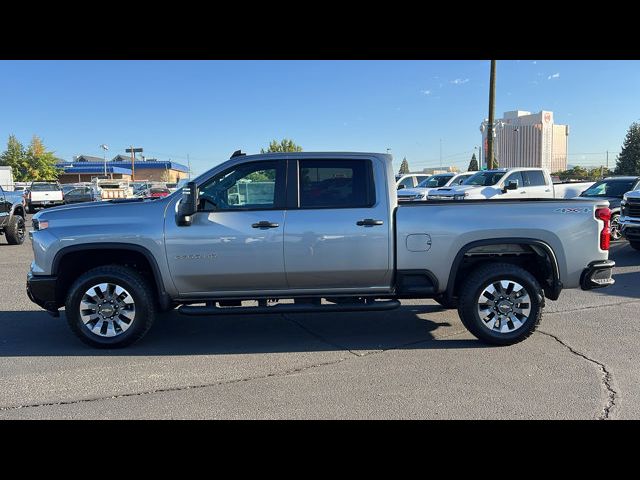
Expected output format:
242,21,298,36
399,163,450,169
487,60,497,170
100,144,109,178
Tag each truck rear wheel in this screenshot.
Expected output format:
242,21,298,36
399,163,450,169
65,265,156,348
5,215,25,245
457,263,543,346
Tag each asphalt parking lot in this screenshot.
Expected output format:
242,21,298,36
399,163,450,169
1,215,639,419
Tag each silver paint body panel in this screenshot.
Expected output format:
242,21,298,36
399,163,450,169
30,152,608,300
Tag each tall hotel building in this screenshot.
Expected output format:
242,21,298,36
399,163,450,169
480,110,569,172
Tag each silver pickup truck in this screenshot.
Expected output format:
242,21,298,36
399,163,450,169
27,152,615,348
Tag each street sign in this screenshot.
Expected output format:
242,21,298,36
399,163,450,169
125,148,143,153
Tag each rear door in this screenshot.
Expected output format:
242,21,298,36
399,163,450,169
522,170,553,198
283,157,392,290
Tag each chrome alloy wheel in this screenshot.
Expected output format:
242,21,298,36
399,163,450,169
477,280,531,334
79,283,136,337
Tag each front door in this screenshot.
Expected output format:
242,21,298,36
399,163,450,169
283,157,392,290
500,171,527,198
164,160,287,295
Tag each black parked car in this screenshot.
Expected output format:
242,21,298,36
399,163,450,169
64,186,99,204
579,176,640,240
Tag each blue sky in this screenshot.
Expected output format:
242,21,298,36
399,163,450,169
1,60,639,176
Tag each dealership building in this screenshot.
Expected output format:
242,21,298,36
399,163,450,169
480,110,569,172
56,155,189,184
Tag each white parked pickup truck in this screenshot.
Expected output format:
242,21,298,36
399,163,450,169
26,181,65,213
427,168,594,201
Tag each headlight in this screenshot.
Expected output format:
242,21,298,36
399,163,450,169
32,219,49,230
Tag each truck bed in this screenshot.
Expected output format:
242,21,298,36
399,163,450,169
396,198,610,291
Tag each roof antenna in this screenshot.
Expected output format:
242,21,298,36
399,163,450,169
231,150,246,158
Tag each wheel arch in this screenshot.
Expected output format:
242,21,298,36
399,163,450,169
445,237,562,303
52,243,171,310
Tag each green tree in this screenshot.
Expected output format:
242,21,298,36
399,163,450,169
467,153,479,171
25,135,61,181
615,122,640,175
260,138,303,153
1,135,61,181
0,135,27,179
398,157,410,174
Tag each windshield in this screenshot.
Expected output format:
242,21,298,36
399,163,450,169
463,171,506,186
417,175,453,188
581,179,636,198
30,183,60,191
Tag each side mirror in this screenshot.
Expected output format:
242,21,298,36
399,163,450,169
177,181,198,226
397,184,406,190
503,180,518,192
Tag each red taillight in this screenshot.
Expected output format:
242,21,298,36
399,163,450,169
596,207,611,250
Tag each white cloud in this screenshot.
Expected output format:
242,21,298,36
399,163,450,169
421,89,432,96
451,78,469,85
548,72,560,80
532,61,537,64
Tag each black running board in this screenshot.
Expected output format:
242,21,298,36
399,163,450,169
178,300,401,316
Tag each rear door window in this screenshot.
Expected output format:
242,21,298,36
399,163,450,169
299,159,375,209
522,171,547,187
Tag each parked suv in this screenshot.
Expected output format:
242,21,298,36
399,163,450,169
579,176,640,241
396,173,430,190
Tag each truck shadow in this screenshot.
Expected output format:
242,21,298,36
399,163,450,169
0,304,487,357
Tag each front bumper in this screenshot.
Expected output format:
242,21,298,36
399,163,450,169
26,272,60,316
580,260,615,290
620,218,640,242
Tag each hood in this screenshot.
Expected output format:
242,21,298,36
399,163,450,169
398,187,431,197
33,196,173,227
625,190,640,200
429,185,483,196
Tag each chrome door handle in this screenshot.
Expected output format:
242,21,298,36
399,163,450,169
357,219,384,226
251,221,279,229
520,191,527,194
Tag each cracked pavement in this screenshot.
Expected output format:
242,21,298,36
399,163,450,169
1,218,638,419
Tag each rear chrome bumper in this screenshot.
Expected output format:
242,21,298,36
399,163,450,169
580,260,615,290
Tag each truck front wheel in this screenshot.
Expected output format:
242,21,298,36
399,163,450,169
457,263,543,346
65,265,156,348
5,215,25,245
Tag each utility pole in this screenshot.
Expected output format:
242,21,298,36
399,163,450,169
125,146,143,182
187,154,191,179
487,60,497,170
606,150,609,171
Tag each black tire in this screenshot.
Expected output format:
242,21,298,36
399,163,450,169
611,213,622,242
65,265,156,348
5,215,25,245
630,241,640,251
457,263,543,346
433,294,458,309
